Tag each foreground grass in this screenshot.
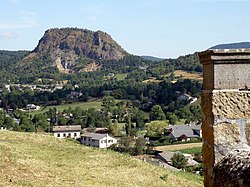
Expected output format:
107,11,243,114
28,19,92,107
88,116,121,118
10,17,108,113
0,131,203,187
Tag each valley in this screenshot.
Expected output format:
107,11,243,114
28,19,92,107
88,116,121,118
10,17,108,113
2,28,247,187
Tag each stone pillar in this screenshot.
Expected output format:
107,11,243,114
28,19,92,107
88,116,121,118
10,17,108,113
199,49,250,187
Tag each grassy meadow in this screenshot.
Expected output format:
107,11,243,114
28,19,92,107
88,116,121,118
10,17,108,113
29,100,102,116
176,147,202,154
115,73,128,80
0,131,203,187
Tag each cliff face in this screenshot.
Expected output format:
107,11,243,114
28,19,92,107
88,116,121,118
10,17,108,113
25,28,128,73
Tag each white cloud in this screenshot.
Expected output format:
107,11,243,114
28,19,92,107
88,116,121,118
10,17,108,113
0,32,17,39
0,11,38,29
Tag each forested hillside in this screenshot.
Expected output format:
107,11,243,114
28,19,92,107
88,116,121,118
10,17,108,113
0,50,29,83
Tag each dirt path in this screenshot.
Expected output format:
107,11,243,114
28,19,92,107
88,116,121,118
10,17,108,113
154,142,202,151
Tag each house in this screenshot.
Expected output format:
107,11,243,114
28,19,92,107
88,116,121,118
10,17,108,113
107,73,115,77
164,124,202,142
52,125,81,139
157,151,199,167
26,104,40,110
82,128,109,134
178,93,192,101
177,94,197,104
157,151,175,165
53,84,63,91
139,66,148,71
80,133,117,148
67,91,82,99
4,84,11,92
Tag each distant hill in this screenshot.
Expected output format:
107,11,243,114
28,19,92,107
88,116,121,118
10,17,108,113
18,28,129,73
0,131,203,186
141,56,164,62
210,42,250,49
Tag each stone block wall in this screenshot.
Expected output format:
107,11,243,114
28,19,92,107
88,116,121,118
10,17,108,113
199,49,250,187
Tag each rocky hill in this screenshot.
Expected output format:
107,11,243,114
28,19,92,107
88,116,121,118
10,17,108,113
21,28,129,73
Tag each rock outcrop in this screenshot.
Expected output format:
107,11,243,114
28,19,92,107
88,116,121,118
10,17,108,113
214,150,250,187
23,28,128,73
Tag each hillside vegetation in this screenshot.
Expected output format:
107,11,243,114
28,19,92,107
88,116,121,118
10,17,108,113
30,100,102,116
0,131,203,187
173,70,202,81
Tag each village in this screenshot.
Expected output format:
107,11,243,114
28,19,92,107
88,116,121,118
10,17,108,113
0,80,202,173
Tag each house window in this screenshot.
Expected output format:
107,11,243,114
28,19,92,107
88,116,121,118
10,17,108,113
92,139,95,142
74,133,77,137
57,133,60,137
108,140,113,143
84,137,86,141
63,133,66,137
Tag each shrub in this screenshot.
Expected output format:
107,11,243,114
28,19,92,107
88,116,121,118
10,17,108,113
171,152,188,169
160,173,168,181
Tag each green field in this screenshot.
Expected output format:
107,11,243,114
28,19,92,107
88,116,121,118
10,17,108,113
115,73,127,80
30,101,102,116
0,131,203,187
176,147,202,154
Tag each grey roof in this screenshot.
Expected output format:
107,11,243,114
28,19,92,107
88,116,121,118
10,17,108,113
165,124,201,138
82,128,108,133
52,125,81,132
81,133,109,140
158,151,175,162
158,151,199,167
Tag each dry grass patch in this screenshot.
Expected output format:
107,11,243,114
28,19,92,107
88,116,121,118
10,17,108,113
0,131,203,187
142,77,161,83
174,70,202,81
154,142,202,152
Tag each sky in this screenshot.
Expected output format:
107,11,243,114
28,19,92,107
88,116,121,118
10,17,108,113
0,0,250,58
